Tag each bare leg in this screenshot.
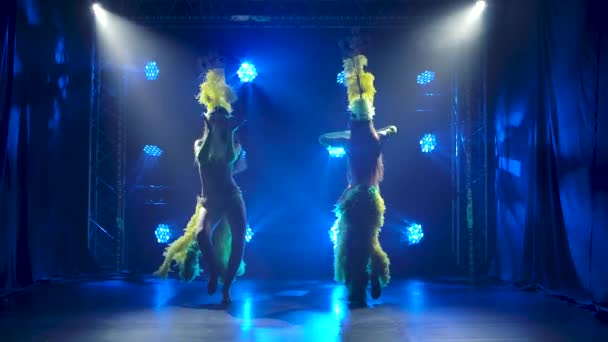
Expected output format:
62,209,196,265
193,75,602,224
196,207,221,294
221,195,247,304
370,272,381,299
346,232,371,307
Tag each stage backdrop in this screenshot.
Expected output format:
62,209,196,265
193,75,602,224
119,26,457,279
489,0,608,307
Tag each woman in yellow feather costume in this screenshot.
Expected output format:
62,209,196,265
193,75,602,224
155,68,247,305
320,55,398,306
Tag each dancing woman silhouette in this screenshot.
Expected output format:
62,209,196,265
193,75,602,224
155,66,247,305
320,54,397,306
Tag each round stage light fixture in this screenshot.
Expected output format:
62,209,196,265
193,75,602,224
336,71,345,85
237,62,258,83
416,70,435,85
143,145,163,157
245,225,255,243
145,61,160,80
405,223,424,245
155,224,172,244
420,133,438,153
327,146,346,158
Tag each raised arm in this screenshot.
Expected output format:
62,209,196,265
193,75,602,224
319,130,351,147
227,115,246,164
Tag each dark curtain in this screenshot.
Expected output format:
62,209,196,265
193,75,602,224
1,0,92,291
0,0,32,291
490,0,608,307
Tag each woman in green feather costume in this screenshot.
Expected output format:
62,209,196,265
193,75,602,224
155,67,246,305
320,55,397,306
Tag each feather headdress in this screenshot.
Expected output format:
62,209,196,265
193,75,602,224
343,54,376,121
196,68,237,117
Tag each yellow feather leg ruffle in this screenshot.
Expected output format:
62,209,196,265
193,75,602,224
154,202,204,279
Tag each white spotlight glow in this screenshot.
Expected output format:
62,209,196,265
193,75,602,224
475,0,487,11
468,0,487,22
92,3,108,28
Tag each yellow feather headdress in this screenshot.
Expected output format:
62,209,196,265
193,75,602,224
343,54,376,121
196,68,237,117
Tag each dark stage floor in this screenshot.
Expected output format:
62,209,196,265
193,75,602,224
1,278,607,341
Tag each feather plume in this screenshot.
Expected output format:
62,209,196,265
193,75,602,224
196,68,237,116
343,55,376,120
154,202,205,279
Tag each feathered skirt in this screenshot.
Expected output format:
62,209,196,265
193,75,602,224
154,194,246,282
333,185,390,290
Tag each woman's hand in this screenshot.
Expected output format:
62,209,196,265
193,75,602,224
378,125,398,137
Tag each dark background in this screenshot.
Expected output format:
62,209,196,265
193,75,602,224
486,0,608,305
121,26,454,279
1,0,607,311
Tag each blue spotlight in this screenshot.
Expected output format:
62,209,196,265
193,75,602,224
155,224,172,244
245,225,254,243
237,62,258,83
145,61,160,80
143,145,163,157
416,70,435,85
405,223,424,245
329,217,339,248
327,146,346,158
336,71,345,85
419,133,437,153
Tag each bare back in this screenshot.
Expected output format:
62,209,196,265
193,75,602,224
347,120,384,187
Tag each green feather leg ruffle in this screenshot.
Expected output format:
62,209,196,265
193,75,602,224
333,185,390,288
155,202,245,281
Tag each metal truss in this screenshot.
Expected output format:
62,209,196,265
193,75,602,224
88,43,127,273
451,38,489,280
99,0,468,28
87,0,485,275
